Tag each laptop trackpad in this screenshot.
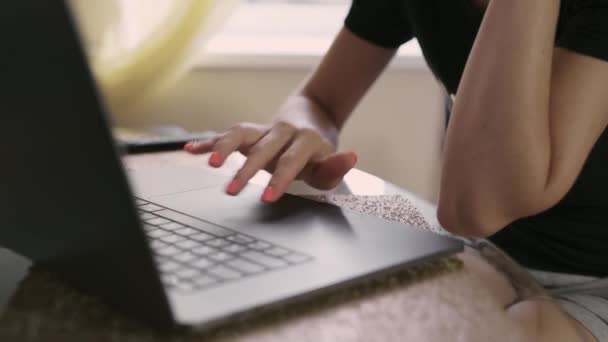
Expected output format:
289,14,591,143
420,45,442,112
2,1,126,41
148,185,360,254
128,167,227,197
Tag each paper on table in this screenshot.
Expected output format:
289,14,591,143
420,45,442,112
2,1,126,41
307,194,451,236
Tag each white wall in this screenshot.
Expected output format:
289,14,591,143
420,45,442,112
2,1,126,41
118,66,445,203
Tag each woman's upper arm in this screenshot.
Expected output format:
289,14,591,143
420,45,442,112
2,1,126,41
527,2,608,211
539,50,608,206
301,27,398,130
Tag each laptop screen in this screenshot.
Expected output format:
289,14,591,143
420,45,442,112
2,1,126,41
0,0,174,326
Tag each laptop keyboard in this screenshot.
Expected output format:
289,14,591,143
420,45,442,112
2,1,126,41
135,198,313,292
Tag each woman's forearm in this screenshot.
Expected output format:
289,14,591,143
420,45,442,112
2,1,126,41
273,28,397,147
439,0,561,235
274,92,342,146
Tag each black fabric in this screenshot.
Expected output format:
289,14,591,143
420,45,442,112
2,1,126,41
344,0,413,49
557,0,608,62
345,0,608,277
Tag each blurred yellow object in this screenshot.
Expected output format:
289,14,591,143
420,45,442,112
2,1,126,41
70,0,236,116
97,0,216,115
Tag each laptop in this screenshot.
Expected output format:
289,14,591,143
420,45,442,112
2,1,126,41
0,1,463,329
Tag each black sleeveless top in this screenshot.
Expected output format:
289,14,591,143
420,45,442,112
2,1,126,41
346,0,608,277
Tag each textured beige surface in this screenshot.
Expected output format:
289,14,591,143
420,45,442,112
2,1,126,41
0,195,466,341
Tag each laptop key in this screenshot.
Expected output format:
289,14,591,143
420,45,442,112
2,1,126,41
142,224,156,231
147,229,171,239
161,274,179,286
208,252,235,263
223,244,247,254
175,268,199,279
205,238,230,248
227,258,265,274
154,209,233,237
139,203,164,212
227,234,255,244
207,265,241,280
265,247,290,257
192,245,218,256
175,240,200,250
159,222,185,231
150,228,173,236
173,252,198,263
158,261,181,273
173,227,199,236
150,240,169,250
156,245,181,257
154,255,168,264
192,258,214,269
248,241,272,250
242,251,288,268
190,232,214,242
145,217,171,226
159,234,186,244
139,212,156,221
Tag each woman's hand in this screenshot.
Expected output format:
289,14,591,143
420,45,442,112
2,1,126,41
183,27,399,203
184,119,357,203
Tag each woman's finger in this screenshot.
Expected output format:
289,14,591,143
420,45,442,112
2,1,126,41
207,123,267,168
184,136,219,154
226,123,296,195
261,131,323,202
303,151,358,190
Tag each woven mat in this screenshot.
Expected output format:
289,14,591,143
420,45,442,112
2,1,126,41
0,195,463,341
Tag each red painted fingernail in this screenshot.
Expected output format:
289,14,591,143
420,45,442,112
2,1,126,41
183,141,194,151
209,152,221,167
261,186,275,202
226,180,239,195
349,152,358,164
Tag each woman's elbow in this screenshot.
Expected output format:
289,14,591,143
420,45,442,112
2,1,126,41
436,195,516,238
437,171,566,237
437,202,488,238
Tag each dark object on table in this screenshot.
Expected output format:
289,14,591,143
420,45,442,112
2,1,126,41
113,126,217,154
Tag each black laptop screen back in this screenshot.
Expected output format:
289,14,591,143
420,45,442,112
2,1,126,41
0,1,174,326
